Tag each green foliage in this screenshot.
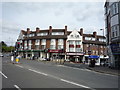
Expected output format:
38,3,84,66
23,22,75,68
1,41,15,52
1,41,7,46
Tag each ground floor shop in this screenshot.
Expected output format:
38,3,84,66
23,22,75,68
17,49,65,61
84,55,109,66
110,43,120,68
66,52,84,63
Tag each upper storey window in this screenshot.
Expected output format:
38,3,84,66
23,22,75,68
85,37,91,40
37,32,48,36
58,39,64,45
99,38,106,42
110,2,118,16
28,34,34,37
52,32,64,35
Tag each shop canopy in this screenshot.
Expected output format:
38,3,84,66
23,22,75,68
88,55,100,59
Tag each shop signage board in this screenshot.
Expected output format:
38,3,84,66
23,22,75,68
67,53,83,55
48,50,64,53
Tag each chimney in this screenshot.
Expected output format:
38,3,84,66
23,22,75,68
93,31,97,37
80,28,83,36
36,27,40,33
65,25,67,35
49,26,52,35
27,28,30,34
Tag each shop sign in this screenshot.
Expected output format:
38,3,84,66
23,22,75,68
48,50,63,53
110,43,120,54
67,53,83,55
88,55,99,59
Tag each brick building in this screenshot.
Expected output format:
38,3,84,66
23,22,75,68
82,31,107,65
16,26,108,65
17,26,67,60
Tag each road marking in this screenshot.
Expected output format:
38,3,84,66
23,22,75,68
27,68,93,89
60,79,93,89
14,85,21,90
15,65,24,68
0,71,8,78
28,69,48,76
59,65,117,77
84,69,118,77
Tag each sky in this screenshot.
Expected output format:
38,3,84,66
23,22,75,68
1,0,106,46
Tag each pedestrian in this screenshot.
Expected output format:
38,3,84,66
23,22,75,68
16,55,20,64
11,55,14,63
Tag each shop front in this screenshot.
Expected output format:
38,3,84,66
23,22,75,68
66,52,84,63
88,55,100,66
48,49,65,60
110,43,120,68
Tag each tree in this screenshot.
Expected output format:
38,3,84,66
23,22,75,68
0,41,15,52
1,41,7,46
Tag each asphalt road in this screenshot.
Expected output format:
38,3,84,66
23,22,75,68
1,57,119,89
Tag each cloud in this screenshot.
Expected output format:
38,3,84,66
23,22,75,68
1,2,105,45
1,20,21,45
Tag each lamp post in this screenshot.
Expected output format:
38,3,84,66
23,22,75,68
100,29,106,66
100,29,105,53
100,29,104,42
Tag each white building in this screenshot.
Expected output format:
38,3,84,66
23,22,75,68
66,30,84,63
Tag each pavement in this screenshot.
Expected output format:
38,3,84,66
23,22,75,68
63,61,120,76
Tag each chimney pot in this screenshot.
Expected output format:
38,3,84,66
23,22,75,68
49,26,52,35
27,28,30,34
80,28,83,36
93,31,97,37
36,27,40,33
65,25,67,35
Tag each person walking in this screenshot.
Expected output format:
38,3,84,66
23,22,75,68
11,55,14,63
16,55,20,64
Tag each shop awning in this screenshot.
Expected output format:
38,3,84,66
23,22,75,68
88,55,99,59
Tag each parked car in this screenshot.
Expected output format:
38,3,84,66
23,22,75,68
0,54,4,57
41,58,46,61
65,59,70,62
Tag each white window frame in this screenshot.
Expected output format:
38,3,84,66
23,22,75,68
41,39,46,45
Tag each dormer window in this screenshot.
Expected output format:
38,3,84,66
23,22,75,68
71,35,73,37
77,35,79,38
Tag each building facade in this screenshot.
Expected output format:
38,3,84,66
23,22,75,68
104,0,120,68
16,26,107,65
66,29,84,63
83,31,107,65
17,26,67,60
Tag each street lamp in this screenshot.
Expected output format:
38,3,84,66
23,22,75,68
100,29,104,42
100,29,106,66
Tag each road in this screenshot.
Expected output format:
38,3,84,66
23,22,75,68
1,57,119,89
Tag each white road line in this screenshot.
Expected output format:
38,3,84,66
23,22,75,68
27,68,93,89
0,71,8,78
59,65,117,77
15,65,24,68
14,85,21,90
84,69,117,77
28,69,48,76
60,79,93,89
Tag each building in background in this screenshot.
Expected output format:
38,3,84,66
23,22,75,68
104,0,120,68
16,26,67,60
16,26,108,65
82,31,107,65
66,29,83,63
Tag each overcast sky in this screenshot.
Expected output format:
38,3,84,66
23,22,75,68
1,1,106,46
